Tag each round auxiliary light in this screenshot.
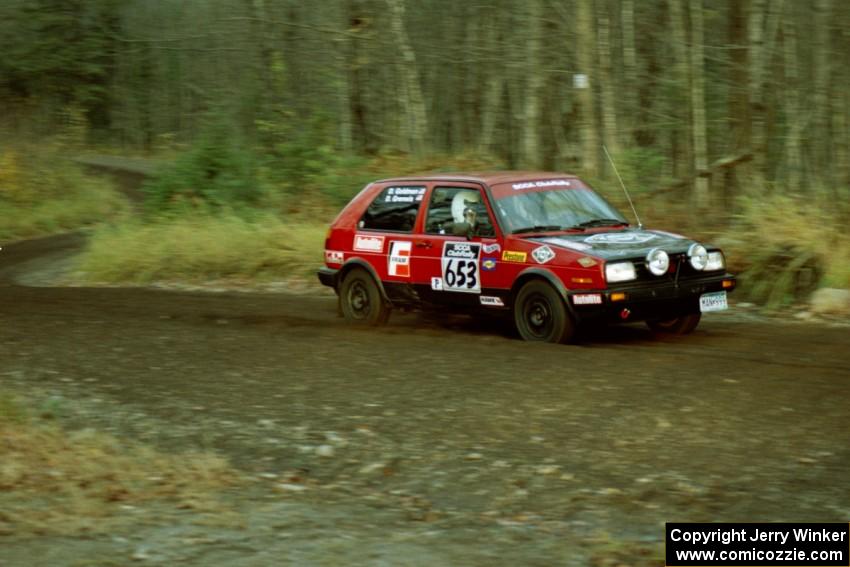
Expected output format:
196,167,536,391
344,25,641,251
645,248,670,276
688,243,709,271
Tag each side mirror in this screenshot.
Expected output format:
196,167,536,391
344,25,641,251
452,221,473,239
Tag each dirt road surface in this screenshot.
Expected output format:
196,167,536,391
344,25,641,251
1,234,849,566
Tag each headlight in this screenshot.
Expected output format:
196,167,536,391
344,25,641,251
706,251,725,271
605,261,637,283
645,248,669,276
688,243,709,270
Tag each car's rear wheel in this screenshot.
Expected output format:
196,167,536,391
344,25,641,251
646,312,701,335
513,280,574,343
340,268,391,326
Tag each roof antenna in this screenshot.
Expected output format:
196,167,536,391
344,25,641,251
602,145,643,230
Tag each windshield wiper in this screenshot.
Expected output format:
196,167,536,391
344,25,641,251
570,218,628,229
511,224,564,235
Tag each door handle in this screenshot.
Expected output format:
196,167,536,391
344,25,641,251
415,240,433,249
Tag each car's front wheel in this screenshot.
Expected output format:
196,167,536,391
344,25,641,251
646,312,701,335
339,268,391,326
513,280,575,343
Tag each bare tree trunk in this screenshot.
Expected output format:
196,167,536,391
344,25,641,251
598,0,619,162
462,9,478,148
782,2,803,191
834,9,850,197
345,0,374,152
575,0,601,177
668,0,692,182
479,76,504,155
333,1,353,152
386,0,428,155
839,75,850,192
728,0,750,152
520,0,543,168
621,0,637,145
812,0,832,188
749,0,783,186
747,0,767,188
690,0,710,208
478,8,505,156
727,0,750,201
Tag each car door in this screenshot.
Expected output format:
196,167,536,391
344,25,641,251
356,183,427,301
411,185,502,307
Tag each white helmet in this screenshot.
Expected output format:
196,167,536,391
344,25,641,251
451,190,480,223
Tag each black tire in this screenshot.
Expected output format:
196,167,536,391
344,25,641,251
646,312,701,335
513,280,575,343
339,268,391,326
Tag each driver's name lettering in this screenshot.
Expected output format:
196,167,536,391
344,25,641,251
391,187,424,195
385,186,425,203
512,179,571,190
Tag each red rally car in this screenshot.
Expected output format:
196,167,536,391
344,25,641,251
317,172,736,343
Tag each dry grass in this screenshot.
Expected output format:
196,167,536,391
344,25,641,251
0,144,131,243
718,192,850,306
0,390,242,536
56,149,506,287
74,214,327,284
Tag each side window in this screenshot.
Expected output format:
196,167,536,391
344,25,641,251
425,187,496,238
359,186,426,232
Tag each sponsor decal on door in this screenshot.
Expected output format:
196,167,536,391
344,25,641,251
388,241,412,277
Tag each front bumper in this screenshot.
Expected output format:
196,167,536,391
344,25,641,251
566,273,736,324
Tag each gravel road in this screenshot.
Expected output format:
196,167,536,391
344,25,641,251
1,234,849,566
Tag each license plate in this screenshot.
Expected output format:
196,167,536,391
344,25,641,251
699,291,728,312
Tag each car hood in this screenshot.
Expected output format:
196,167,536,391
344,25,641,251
527,228,698,261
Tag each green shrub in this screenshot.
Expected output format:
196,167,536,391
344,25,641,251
607,146,669,196
143,120,266,214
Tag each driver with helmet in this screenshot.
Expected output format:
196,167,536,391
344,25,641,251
451,190,480,230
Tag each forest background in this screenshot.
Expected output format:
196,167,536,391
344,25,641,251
1,0,848,305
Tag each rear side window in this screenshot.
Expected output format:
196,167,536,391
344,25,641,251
359,186,426,232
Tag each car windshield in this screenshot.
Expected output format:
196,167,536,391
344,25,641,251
492,187,629,233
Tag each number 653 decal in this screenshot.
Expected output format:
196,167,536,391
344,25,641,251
441,242,481,293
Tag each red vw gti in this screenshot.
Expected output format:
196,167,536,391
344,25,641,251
318,172,736,343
